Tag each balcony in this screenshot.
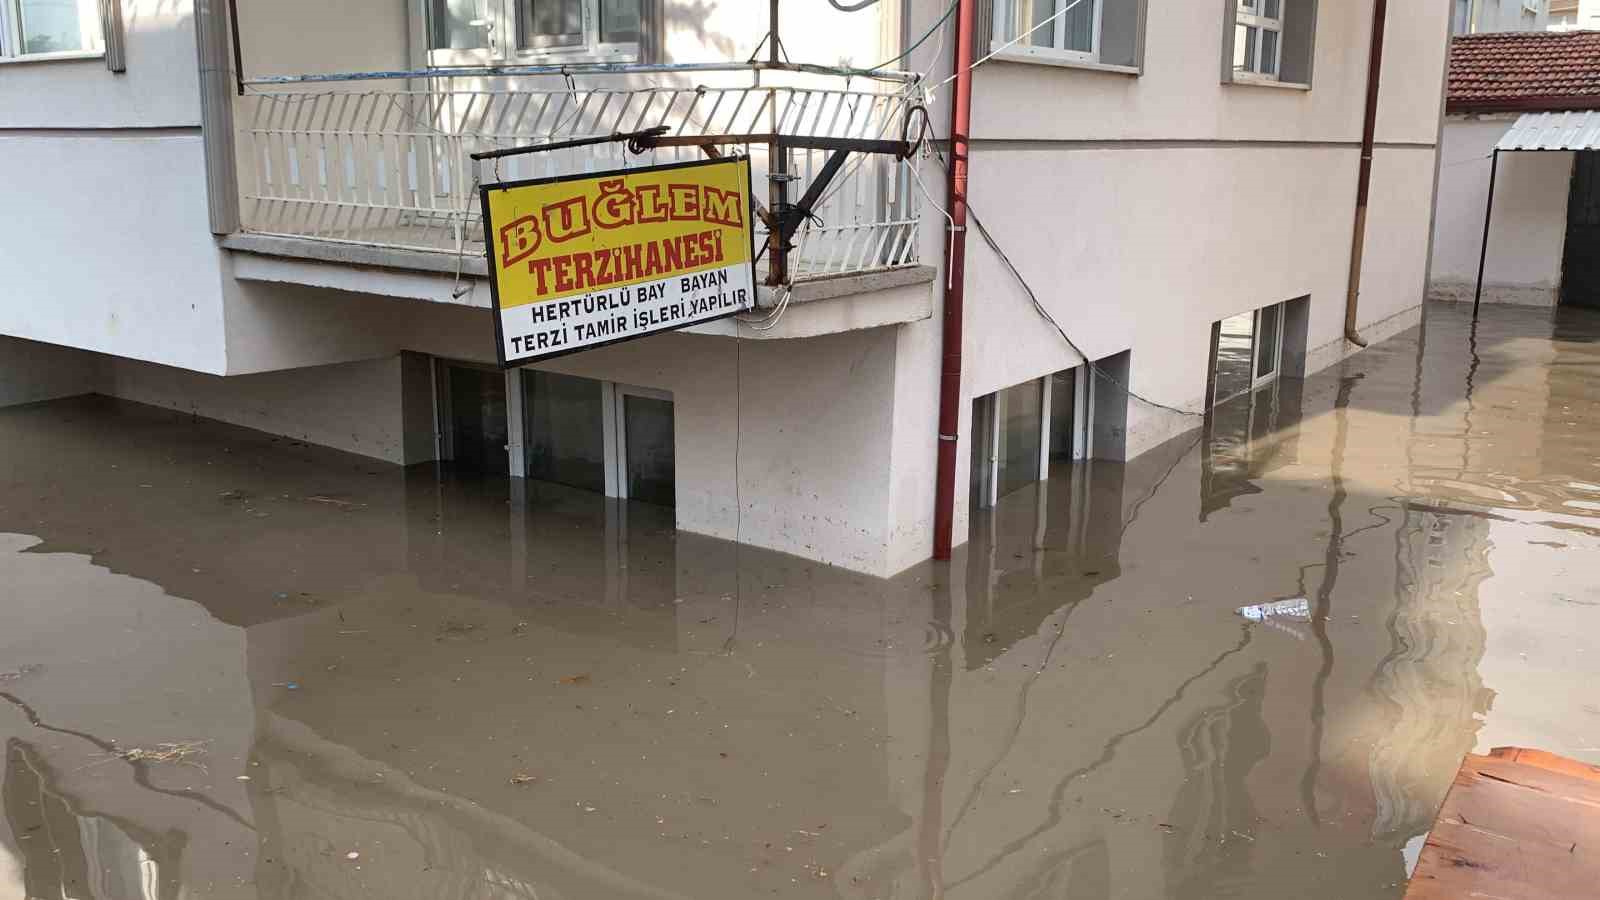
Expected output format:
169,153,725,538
230,64,929,291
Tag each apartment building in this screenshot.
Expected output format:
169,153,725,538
1452,0,1550,34
0,0,1450,576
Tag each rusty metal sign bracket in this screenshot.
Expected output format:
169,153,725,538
629,132,913,284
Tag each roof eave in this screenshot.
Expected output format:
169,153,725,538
1447,95,1600,115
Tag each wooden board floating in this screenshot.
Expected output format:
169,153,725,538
1406,747,1600,899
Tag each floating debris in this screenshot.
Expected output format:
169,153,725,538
559,674,592,686
510,773,539,785
306,495,363,509
0,664,42,682
113,740,210,768
1237,598,1311,623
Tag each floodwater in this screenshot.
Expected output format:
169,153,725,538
2,302,1599,899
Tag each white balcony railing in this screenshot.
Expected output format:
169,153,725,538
236,65,926,283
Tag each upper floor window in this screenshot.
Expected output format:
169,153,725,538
987,0,1146,70
0,0,104,59
1221,0,1315,88
426,0,649,66
1233,0,1282,79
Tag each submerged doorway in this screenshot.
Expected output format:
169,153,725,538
443,363,509,475
1561,150,1600,309
436,361,677,508
970,367,1088,511
615,386,675,507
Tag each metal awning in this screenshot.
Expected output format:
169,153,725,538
1496,110,1600,152
1471,110,1600,315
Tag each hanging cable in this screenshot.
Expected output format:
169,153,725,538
870,0,958,71
827,0,880,10
919,151,1201,418
926,0,1086,93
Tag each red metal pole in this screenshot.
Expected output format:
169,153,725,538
1344,0,1389,348
932,0,975,560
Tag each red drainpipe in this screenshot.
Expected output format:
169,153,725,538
1344,0,1389,348
932,0,975,560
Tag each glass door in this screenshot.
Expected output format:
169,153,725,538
613,385,674,507
444,363,509,474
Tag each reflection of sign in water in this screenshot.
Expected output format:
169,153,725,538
480,156,756,367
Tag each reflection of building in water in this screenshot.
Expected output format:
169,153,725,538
1201,379,1304,521
2,740,173,900
1367,507,1492,841
247,715,656,900
1164,663,1271,898
962,456,1126,662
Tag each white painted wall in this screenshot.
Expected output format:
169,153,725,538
0,133,230,371
233,0,409,77
958,0,1442,146
103,353,419,463
0,0,200,128
234,0,893,76
1430,116,1571,306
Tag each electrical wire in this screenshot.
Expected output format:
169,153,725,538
869,0,958,72
927,0,1087,94
922,151,1202,418
827,0,880,10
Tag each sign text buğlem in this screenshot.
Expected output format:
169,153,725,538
480,156,757,366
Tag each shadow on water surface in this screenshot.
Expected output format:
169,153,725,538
1,303,1598,898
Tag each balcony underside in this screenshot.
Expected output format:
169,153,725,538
221,232,937,341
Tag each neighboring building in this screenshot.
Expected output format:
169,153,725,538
1453,0,1550,34
1429,31,1600,307
1545,0,1600,30
0,0,1451,576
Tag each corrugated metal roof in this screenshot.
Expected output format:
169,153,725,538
1497,110,1600,151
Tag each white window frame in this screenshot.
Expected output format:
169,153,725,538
1249,304,1282,391
997,0,1104,66
972,369,1091,511
0,0,104,62
1232,0,1283,82
423,0,642,69
1211,303,1285,407
603,382,672,501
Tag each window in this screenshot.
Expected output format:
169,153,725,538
0,0,103,59
1221,0,1315,87
1233,0,1281,79
1452,0,1473,34
524,370,606,493
1209,302,1284,407
425,0,648,66
970,368,1089,511
987,0,1145,70
970,380,1042,511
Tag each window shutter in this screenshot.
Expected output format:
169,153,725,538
1280,0,1317,86
973,0,994,57
99,0,126,72
641,0,665,63
1101,0,1146,69
1219,0,1237,83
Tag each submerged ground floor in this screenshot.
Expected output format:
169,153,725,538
1,301,1597,898
0,279,1421,578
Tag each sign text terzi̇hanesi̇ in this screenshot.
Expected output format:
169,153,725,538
479,156,757,367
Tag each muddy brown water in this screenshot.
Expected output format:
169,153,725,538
2,302,1599,899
